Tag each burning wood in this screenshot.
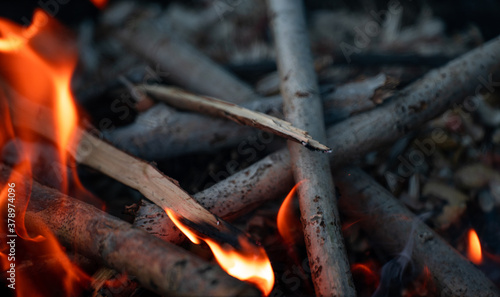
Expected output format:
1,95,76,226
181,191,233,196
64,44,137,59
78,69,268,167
132,32,500,251
267,0,356,296
0,8,274,296
4,87,274,292
2,1,500,296
334,167,500,297
122,30,500,297
0,164,259,297
137,32,500,228
141,85,331,152
133,146,295,244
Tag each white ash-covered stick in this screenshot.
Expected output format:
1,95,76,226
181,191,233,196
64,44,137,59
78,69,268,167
335,167,500,297
142,85,330,152
267,0,356,296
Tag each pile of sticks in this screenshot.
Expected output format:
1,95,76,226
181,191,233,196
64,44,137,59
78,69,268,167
3,0,500,296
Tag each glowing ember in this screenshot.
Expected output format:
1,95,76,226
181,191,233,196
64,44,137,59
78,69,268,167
467,229,483,265
351,262,379,291
90,0,108,9
0,9,91,296
165,208,275,296
277,181,304,245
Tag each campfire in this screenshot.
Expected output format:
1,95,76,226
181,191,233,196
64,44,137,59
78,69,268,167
1,0,500,296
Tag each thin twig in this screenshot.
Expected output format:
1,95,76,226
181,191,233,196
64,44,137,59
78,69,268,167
142,85,331,152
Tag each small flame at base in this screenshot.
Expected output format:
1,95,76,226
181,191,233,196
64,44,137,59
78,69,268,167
467,229,483,265
165,209,275,296
277,181,305,245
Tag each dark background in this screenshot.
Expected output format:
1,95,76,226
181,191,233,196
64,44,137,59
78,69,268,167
1,0,500,40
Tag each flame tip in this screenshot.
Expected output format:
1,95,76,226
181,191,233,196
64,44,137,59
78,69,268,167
467,229,482,265
165,209,274,294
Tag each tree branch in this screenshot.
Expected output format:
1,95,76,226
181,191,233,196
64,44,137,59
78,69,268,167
334,167,500,297
267,0,356,296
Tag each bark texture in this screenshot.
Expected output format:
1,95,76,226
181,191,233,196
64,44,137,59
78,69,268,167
136,36,500,251
335,167,500,297
267,0,356,296
0,164,259,297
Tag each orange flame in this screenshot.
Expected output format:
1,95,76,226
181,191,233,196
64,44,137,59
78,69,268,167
277,181,304,245
166,209,275,296
90,0,108,9
0,9,91,296
467,229,483,265
0,9,81,192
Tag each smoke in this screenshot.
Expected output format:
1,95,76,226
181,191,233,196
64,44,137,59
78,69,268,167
372,212,431,297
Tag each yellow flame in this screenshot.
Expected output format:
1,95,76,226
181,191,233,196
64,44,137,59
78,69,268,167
166,209,200,244
165,208,275,295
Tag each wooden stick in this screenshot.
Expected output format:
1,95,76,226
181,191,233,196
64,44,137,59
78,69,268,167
0,164,259,297
134,151,294,243
134,35,500,247
106,72,390,159
334,167,500,297
3,87,262,261
108,11,257,104
267,0,356,296
255,56,333,96
104,103,259,159
323,73,396,124
141,84,331,152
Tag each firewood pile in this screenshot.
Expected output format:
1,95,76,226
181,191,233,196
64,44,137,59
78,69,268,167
1,0,500,296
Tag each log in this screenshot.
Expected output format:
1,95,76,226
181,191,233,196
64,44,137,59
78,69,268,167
0,164,259,297
334,167,500,297
141,85,331,152
3,86,262,260
267,0,356,296
134,35,500,251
